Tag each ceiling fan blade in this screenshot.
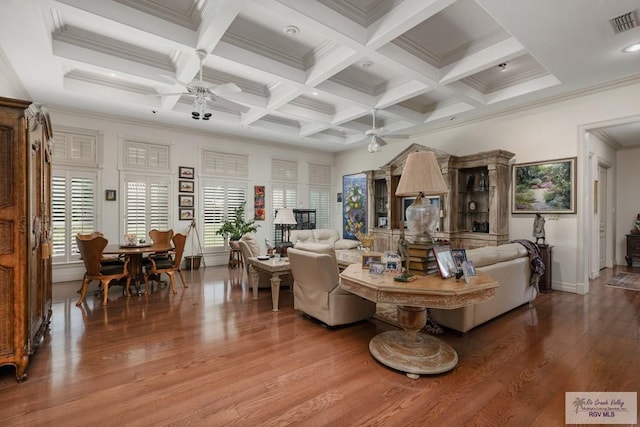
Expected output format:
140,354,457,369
212,82,241,95
374,136,387,146
384,133,409,139
154,91,188,96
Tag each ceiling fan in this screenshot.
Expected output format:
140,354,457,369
158,50,247,120
365,109,409,152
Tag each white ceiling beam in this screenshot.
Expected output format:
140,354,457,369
424,102,475,122
197,0,244,52
375,80,430,109
484,74,561,104
299,122,332,137
305,46,359,87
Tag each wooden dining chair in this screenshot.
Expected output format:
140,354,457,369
145,229,174,288
76,234,131,306
144,233,188,295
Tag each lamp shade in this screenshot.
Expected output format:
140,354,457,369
395,151,448,244
395,151,448,197
274,208,297,225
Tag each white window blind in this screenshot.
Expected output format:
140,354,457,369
202,180,247,248
309,186,331,229
52,131,97,166
202,150,248,177
124,175,170,236
309,164,331,186
51,169,97,263
271,159,298,182
123,139,169,170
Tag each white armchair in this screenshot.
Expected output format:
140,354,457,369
288,244,376,326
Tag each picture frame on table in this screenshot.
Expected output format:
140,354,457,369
179,180,194,193
362,254,382,268
512,157,576,214
179,166,195,179
369,262,386,275
462,260,476,284
451,248,467,273
432,245,457,279
178,194,194,207
385,260,400,273
179,208,194,221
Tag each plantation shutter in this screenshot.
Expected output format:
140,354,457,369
308,164,331,229
309,187,331,229
125,175,170,236
201,180,248,248
51,169,97,263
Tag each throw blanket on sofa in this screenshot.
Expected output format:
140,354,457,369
511,239,545,289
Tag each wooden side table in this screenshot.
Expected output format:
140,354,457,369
625,234,640,266
228,248,243,269
538,244,553,293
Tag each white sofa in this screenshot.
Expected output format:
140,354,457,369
431,242,538,333
289,229,361,255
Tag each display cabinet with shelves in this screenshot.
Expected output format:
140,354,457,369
365,144,514,251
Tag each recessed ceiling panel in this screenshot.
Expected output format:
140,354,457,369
460,54,549,94
393,0,508,67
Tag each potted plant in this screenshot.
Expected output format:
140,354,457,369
215,201,260,247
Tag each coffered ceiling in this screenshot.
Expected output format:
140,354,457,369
1,0,639,152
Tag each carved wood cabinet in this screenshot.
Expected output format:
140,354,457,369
0,97,53,381
366,144,514,252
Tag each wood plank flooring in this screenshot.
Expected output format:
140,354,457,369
0,265,639,426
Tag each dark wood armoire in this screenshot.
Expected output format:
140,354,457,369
0,96,53,381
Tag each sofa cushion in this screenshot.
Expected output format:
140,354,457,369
312,229,339,246
240,234,260,257
290,230,314,244
335,239,361,250
466,242,527,268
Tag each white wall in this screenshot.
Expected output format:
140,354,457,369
48,108,335,281
335,78,640,294
0,48,28,100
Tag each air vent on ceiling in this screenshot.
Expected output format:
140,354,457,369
610,10,638,33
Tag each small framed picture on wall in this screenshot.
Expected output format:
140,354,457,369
179,208,194,221
179,166,195,179
179,180,194,193
179,194,194,207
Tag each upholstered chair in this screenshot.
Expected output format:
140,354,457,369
76,234,131,306
238,235,271,289
288,244,376,326
238,234,292,290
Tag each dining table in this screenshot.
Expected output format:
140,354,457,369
103,242,172,293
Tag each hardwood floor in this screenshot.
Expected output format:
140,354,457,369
0,265,639,426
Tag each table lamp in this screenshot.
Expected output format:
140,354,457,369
395,151,448,244
274,208,297,243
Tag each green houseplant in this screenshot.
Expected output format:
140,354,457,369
215,201,260,242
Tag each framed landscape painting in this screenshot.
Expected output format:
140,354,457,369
512,157,576,214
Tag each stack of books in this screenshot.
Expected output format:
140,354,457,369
406,243,439,275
